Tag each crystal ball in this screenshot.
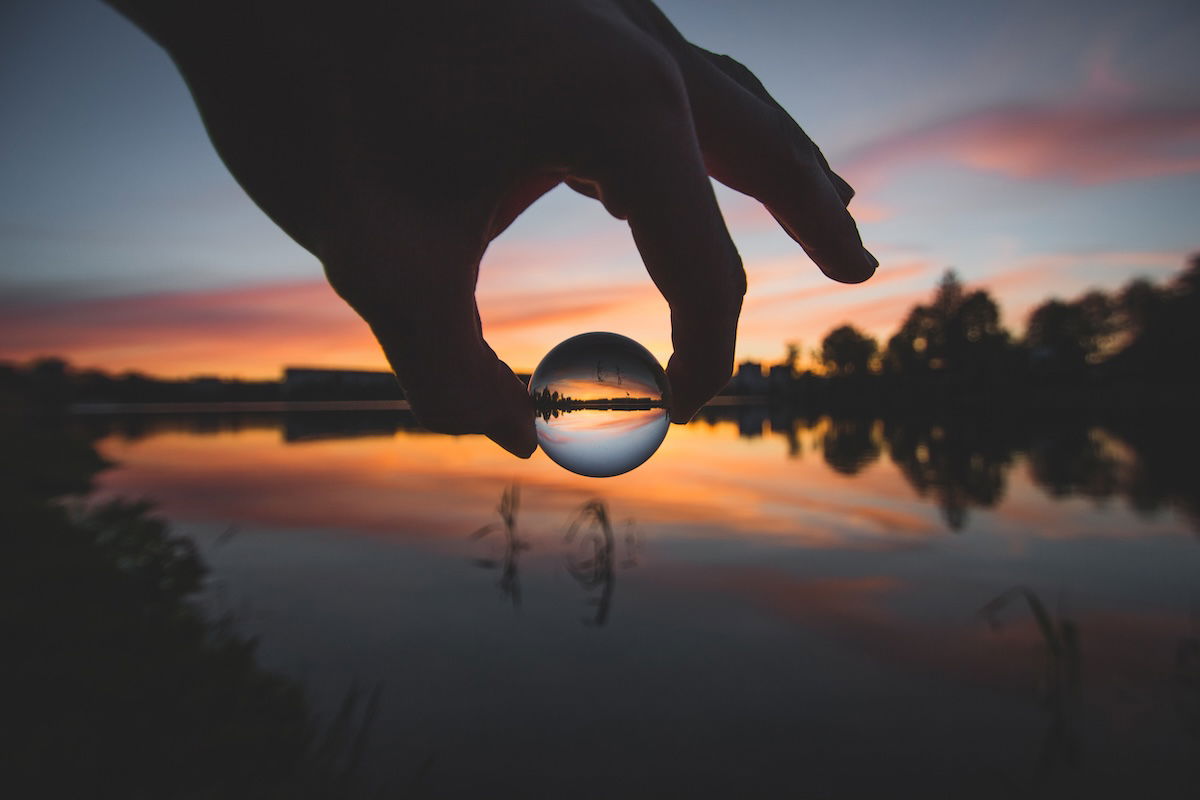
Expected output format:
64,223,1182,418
530,332,671,477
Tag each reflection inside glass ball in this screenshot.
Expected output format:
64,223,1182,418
530,332,671,477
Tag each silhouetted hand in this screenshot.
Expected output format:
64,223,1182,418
107,0,875,457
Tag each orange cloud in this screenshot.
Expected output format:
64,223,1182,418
0,277,661,378
6,244,1183,379
841,103,1200,188
0,280,383,378
480,283,654,331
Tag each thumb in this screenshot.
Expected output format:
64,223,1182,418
322,220,536,457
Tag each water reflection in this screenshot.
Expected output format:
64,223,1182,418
884,416,1015,530
12,407,1200,796
821,417,883,475
467,487,640,626
696,405,1200,533
469,485,529,608
981,587,1082,778
563,500,640,627
70,403,1200,535
1178,608,1200,739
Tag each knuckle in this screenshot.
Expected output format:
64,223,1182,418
793,139,824,172
574,32,687,120
622,46,688,111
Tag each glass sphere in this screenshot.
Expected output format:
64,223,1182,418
530,332,671,477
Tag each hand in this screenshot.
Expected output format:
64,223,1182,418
107,0,876,456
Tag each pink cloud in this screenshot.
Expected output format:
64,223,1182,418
841,103,1200,188
746,259,931,313
968,249,1190,331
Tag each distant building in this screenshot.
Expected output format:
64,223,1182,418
730,361,769,395
768,364,794,393
187,376,224,399
282,367,402,400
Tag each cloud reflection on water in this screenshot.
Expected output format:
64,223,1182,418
87,409,1197,550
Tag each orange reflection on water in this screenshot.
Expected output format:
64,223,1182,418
92,419,943,548
90,413,1192,550
540,407,665,435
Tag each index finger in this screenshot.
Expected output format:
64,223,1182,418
612,0,877,284
574,46,744,424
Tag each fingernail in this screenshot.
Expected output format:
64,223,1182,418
864,248,879,273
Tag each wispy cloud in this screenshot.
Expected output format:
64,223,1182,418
842,102,1200,188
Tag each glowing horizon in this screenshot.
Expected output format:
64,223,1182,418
0,247,1190,380
1,0,1197,380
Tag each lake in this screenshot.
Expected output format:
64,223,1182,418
19,406,1200,797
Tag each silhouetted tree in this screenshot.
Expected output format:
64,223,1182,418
885,270,1012,381
1026,290,1118,378
820,325,877,376
1106,255,1200,383
886,304,939,375
784,341,801,373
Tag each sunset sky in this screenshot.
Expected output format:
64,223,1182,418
2,0,1198,378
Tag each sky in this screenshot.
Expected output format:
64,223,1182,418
1,0,1198,378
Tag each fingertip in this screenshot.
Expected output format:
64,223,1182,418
666,357,727,426
668,398,692,425
845,248,879,283
487,365,537,458
486,413,537,458
817,245,878,285
487,429,536,458
669,407,696,425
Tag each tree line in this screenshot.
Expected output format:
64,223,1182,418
800,253,1199,392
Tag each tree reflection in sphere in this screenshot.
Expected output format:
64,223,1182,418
529,332,671,477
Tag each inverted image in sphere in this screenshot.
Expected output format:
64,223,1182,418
529,332,671,477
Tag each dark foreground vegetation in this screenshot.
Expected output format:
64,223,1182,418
0,412,381,798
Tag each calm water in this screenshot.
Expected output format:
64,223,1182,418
69,409,1200,795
